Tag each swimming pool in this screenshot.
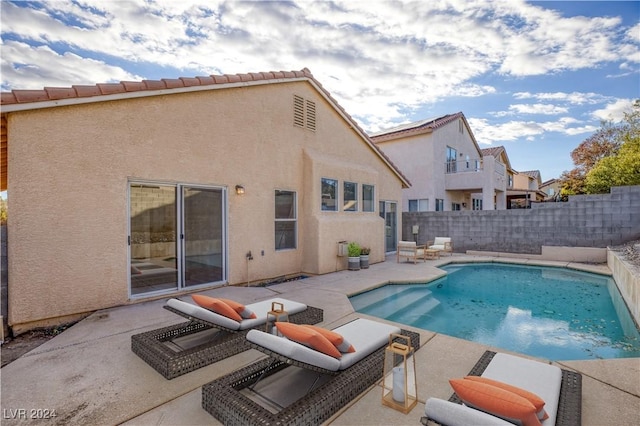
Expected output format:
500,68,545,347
349,263,640,360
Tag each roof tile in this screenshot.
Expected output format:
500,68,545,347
225,74,242,83
212,75,229,84
161,79,185,89
45,87,77,100
13,90,51,103
122,81,147,92
179,77,200,87
0,93,17,104
97,83,126,95
73,85,102,97
142,80,166,90
196,76,215,85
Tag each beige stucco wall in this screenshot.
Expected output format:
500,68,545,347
7,80,403,330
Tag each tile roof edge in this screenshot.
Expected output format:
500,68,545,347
0,68,316,109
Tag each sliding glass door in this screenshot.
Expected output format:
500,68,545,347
129,182,226,297
182,186,225,287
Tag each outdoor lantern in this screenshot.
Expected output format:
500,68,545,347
382,333,417,413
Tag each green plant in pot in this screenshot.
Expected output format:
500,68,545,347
347,242,361,271
359,247,370,269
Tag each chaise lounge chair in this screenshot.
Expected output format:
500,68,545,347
131,296,323,379
202,318,421,425
422,351,582,426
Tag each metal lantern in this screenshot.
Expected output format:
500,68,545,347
382,333,417,413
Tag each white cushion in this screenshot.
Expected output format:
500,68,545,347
433,237,451,245
429,245,446,251
246,318,401,371
425,398,513,426
166,297,308,331
481,353,562,425
247,329,341,371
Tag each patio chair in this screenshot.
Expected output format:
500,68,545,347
202,318,421,425
421,351,582,426
397,240,427,263
427,237,453,256
131,296,323,379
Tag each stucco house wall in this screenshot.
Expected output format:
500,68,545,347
4,72,407,332
372,113,489,211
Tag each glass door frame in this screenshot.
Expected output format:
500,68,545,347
180,184,228,289
128,180,228,299
379,200,398,254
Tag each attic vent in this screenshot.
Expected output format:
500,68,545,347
294,95,305,127
293,95,316,132
305,99,316,131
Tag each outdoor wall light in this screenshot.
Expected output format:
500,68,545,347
235,185,245,195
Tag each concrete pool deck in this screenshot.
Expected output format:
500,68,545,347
1,254,638,425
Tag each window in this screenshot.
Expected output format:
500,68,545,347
293,95,316,131
508,174,513,188
473,199,483,210
321,178,338,211
435,199,444,211
452,203,461,211
343,181,357,211
408,199,428,212
275,190,297,250
446,146,457,173
459,118,464,134
362,184,375,212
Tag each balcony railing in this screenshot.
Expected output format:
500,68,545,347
445,159,482,174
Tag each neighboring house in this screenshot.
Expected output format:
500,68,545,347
540,178,562,201
508,170,546,208
371,113,509,211
0,68,410,333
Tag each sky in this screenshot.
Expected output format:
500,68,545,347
1,0,639,187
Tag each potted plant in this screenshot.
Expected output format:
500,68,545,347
347,242,361,271
360,247,370,269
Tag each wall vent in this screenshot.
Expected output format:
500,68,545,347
293,95,316,132
293,95,305,128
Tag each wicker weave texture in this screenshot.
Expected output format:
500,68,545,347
202,329,421,426
131,305,323,379
446,351,582,426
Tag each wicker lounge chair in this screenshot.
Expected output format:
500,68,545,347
421,350,582,426
202,318,421,425
131,297,323,379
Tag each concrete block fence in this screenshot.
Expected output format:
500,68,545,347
403,185,640,254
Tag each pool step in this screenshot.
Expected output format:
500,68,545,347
349,285,417,311
351,287,431,318
388,294,441,325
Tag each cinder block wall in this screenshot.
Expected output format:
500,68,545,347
403,186,640,254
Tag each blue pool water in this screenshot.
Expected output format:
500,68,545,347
349,263,640,360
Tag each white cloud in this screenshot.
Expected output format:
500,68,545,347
508,103,569,115
468,116,597,144
592,98,635,122
1,0,636,142
513,91,605,105
1,40,141,90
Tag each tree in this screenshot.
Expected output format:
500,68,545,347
584,138,640,193
560,100,639,195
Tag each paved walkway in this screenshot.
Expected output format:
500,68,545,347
1,254,638,425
